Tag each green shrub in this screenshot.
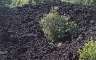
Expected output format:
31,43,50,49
10,0,29,7
79,40,96,60
40,11,78,42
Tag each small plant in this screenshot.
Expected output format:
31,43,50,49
10,0,29,7
40,11,78,42
79,40,96,60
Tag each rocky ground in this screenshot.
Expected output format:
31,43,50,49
0,2,96,60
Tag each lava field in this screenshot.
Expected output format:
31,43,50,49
0,2,96,60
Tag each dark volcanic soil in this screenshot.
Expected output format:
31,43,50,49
0,2,96,60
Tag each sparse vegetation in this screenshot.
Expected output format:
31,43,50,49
0,0,96,60
61,0,96,5
1,0,96,8
0,0,60,8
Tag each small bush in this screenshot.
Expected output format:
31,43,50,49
10,0,29,7
79,40,96,60
40,11,78,42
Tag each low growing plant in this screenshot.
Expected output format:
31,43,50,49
79,40,96,60
40,11,78,42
